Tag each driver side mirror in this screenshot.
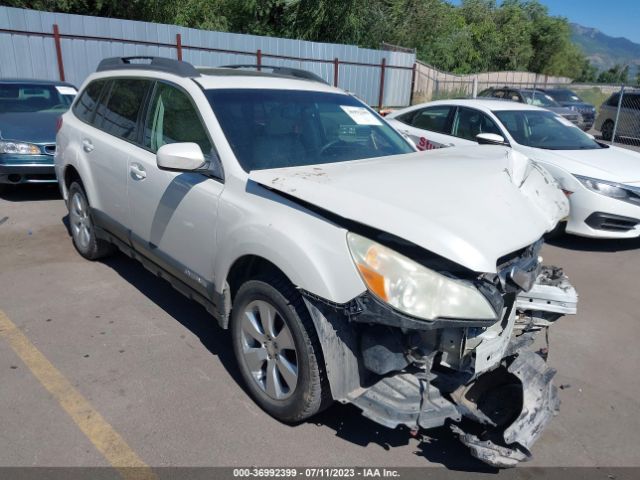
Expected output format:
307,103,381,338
476,133,508,146
156,143,206,172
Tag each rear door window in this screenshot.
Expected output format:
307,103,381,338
96,79,151,142
410,106,453,134
73,80,107,124
621,94,640,110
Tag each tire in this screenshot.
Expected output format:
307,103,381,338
68,181,114,260
601,120,614,141
230,274,330,423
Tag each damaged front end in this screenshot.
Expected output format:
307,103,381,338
303,241,578,468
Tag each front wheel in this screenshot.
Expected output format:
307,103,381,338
68,181,114,260
230,275,330,423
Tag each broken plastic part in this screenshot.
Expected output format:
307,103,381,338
450,425,530,468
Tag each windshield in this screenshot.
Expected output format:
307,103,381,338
494,110,604,150
547,89,582,103
0,83,75,113
205,89,414,171
521,91,559,108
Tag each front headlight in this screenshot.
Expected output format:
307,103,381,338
346,233,497,321
0,141,41,155
575,175,640,206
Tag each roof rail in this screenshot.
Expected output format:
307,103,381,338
96,57,200,77
217,64,328,85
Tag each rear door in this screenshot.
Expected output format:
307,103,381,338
84,78,152,239
127,81,224,297
389,105,455,150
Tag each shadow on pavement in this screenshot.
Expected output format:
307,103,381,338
0,184,61,202
100,251,245,383
89,245,493,471
548,234,640,252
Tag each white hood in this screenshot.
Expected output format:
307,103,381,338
523,144,640,184
249,146,569,273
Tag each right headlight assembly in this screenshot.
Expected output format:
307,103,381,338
346,233,498,322
574,175,640,206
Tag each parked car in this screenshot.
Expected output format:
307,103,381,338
595,89,640,141
539,88,597,131
387,99,640,239
478,87,584,128
56,57,577,468
0,79,77,192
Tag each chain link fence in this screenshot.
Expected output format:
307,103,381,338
414,77,640,149
595,85,640,148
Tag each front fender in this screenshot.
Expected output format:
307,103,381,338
213,181,366,304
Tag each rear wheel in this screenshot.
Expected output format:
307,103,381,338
601,120,615,141
68,181,114,260
230,274,330,423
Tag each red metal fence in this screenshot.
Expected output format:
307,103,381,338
0,24,417,108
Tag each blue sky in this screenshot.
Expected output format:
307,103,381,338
448,0,640,44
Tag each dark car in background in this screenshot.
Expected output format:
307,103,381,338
539,88,596,131
478,86,584,129
0,79,77,192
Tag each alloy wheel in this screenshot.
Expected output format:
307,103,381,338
69,191,91,250
239,299,298,400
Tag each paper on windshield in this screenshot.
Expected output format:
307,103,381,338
55,86,78,96
340,106,382,126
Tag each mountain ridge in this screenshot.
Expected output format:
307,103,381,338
571,23,640,76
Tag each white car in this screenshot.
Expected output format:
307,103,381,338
56,57,575,467
387,99,640,239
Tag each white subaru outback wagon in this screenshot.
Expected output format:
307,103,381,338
56,57,577,467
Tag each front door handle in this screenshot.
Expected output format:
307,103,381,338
130,163,147,180
82,139,94,153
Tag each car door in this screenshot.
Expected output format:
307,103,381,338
450,107,505,145
84,78,152,240
127,80,224,297
390,105,455,150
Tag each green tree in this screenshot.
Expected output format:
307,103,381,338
597,64,629,84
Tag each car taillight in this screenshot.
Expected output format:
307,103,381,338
56,116,63,133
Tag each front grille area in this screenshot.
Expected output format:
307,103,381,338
585,212,639,232
43,145,56,155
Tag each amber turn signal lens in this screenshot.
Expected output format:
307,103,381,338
356,263,387,301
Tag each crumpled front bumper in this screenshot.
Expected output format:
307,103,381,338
451,351,559,468
351,348,559,468
347,266,576,468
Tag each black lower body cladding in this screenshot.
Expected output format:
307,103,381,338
300,266,577,468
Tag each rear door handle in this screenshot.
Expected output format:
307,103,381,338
130,163,147,180
82,139,94,153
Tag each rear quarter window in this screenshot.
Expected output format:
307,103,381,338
73,80,108,124
607,94,620,107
